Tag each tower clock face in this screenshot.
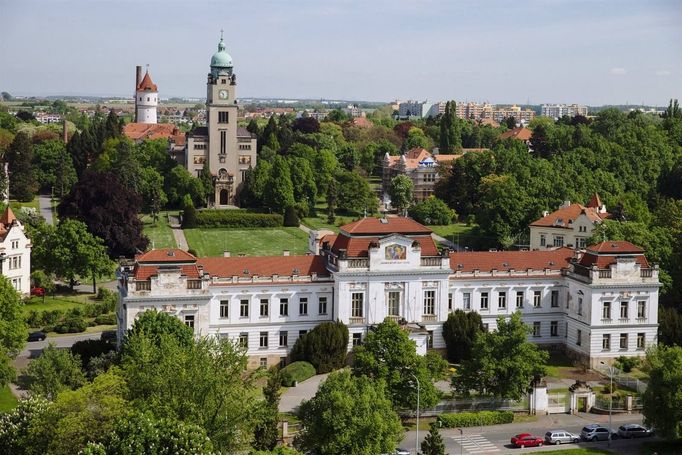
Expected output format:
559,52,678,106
219,90,228,99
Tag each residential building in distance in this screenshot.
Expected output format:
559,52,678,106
541,104,588,119
492,104,536,123
529,194,610,250
382,147,487,202
34,112,62,124
118,217,659,368
0,207,31,295
500,126,533,145
397,100,434,119
185,34,258,206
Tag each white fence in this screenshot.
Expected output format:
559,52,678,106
595,364,648,394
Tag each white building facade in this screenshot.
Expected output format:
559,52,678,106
135,70,158,124
541,104,588,119
0,208,31,295
118,218,658,369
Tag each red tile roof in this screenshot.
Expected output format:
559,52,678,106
530,203,609,228
585,241,644,254
137,71,157,91
449,248,574,273
331,235,439,257
197,255,329,279
134,264,200,280
340,217,432,235
0,207,17,226
123,123,179,141
352,117,373,128
500,126,532,141
136,248,197,263
586,193,603,208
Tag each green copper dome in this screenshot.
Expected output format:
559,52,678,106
210,37,233,69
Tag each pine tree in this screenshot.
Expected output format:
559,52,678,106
104,110,121,140
326,178,338,224
6,131,37,202
446,100,462,152
421,423,446,455
246,118,260,136
199,162,214,206
439,101,451,153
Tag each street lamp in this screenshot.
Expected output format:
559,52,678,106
600,361,614,448
411,373,420,455
457,427,463,455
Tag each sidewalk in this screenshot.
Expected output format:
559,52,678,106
279,373,328,413
168,215,189,250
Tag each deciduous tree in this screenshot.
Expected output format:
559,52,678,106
0,276,28,387
23,344,86,400
408,195,455,225
388,174,413,214
642,345,682,439
442,309,483,363
6,131,37,201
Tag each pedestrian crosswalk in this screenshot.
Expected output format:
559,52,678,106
451,434,500,454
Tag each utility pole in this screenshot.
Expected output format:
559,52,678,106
411,373,420,455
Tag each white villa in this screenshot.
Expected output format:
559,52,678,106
117,217,659,369
0,207,32,295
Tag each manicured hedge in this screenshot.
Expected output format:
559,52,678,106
437,411,514,428
194,210,283,228
94,313,116,325
54,316,87,334
280,361,316,387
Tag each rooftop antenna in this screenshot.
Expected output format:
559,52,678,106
220,29,224,40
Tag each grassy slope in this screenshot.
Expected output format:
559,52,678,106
22,294,94,315
0,385,18,413
184,227,309,257
428,223,475,238
141,214,177,249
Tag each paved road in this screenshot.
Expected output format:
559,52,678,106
279,373,329,413
402,412,654,454
169,215,189,250
38,194,54,225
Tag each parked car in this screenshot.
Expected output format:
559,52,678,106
545,430,580,445
581,424,617,441
392,450,410,455
618,424,654,438
100,331,117,343
511,433,544,447
27,331,47,342
30,287,45,297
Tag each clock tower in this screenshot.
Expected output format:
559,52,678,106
195,32,257,207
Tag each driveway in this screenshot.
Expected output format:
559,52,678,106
279,373,329,413
38,194,54,225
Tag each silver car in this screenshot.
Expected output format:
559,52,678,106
581,424,617,442
617,424,653,438
545,430,580,445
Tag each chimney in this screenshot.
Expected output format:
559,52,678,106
283,250,290,256
62,119,68,144
135,65,142,122
223,251,230,257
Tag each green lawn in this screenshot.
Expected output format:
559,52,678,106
428,223,475,239
9,196,40,212
22,294,94,316
301,213,358,233
141,214,177,249
184,227,309,257
0,385,18,412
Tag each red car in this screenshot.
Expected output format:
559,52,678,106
511,433,544,448
31,287,45,297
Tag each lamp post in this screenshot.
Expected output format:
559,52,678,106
411,373,420,455
457,427,463,455
600,361,614,448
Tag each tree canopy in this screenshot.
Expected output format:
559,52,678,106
642,345,682,439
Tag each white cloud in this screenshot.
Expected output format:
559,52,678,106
655,70,671,76
609,67,628,76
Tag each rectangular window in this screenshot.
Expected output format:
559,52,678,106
298,330,307,337
620,301,628,319
279,298,288,316
219,300,229,318
318,297,327,315
637,301,646,319
388,291,400,316
259,331,268,348
220,130,227,155
463,292,471,310
577,329,582,346
260,299,269,317
533,321,541,337
239,332,248,348
603,302,611,319
578,297,583,316
218,111,229,123
550,321,558,337
299,298,308,316
498,292,506,309
602,334,611,351
279,331,288,347
240,299,249,317
184,315,194,329
427,330,434,349
540,234,546,247
620,333,628,350
352,333,362,346
533,291,542,308
423,290,435,315
551,290,559,308
637,333,645,349
576,237,587,249
553,236,564,247
516,291,524,308
260,357,267,368
448,293,453,311
480,292,489,310
351,293,364,318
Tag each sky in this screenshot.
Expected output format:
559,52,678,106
0,0,680,105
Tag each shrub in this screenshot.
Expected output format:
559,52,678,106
280,361,316,387
615,356,640,373
94,313,116,325
193,210,284,228
424,350,449,381
437,411,514,428
97,287,113,300
290,322,348,373
182,202,198,228
26,310,41,328
54,316,87,334
283,205,299,227
71,339,115,369
188,248,198,256
42,309,64,325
